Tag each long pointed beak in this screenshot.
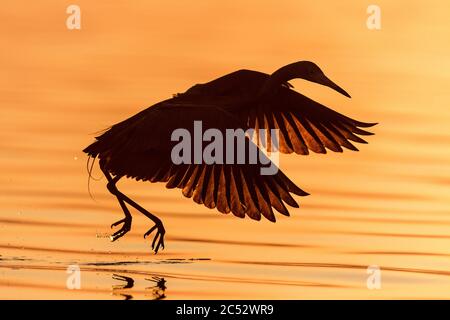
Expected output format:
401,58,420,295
319,75,351,98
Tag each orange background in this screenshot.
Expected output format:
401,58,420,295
1,1,449,299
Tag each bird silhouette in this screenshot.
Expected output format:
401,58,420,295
83,61,376,253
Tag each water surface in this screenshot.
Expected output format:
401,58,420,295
1,1,450,299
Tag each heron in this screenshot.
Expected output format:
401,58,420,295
83,61,376,253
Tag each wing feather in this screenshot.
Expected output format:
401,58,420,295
233,87,376,155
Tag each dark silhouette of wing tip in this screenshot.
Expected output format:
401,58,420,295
344,144,360,152
357,122,378,128
291,188,310,197
249,213,262,221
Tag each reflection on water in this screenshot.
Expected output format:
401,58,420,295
112,274,134,300
112,274,167,300
146,277,167,300
1,1,450,299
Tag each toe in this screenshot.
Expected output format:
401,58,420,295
111,219,124,228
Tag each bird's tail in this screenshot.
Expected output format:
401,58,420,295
83,140,101,158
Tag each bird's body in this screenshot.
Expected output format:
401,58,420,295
84,61,376,253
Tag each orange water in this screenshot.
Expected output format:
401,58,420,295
1,1,450,299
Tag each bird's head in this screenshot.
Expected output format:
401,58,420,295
295,61,351,98
261,61,351,98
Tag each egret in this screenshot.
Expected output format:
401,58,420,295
84,61,376,253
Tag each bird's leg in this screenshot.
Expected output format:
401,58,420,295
102,169,165,254
117,193,165,253
120,195,165,253
102,169,132,242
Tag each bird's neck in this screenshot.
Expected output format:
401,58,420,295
258,63,303,99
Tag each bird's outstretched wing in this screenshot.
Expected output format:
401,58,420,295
235,86,377,154
85,103,307,222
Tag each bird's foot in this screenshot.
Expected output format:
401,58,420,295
144,222,165,254
110,217,132,242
